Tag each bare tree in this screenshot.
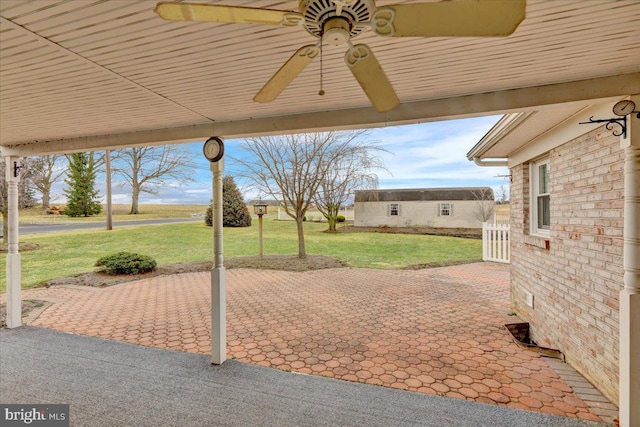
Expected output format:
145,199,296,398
313,134,389,232
234,132,353,258
471,187,495,223
112,145,193,214
29,155,66,209
497,184,509,204
0,157,37,243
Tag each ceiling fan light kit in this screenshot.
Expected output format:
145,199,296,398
323,17,352,46
155,0,526,112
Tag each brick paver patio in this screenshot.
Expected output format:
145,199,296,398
16,263,612,422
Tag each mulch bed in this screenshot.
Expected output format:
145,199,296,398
0,299,46,328
336,225,482,239
0,242,41,253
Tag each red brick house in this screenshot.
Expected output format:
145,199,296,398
467,97,640,422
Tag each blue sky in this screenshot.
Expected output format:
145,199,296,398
50,115,509,205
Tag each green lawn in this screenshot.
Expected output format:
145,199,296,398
0,219,482,291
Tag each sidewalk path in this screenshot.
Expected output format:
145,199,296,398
14,262,615,423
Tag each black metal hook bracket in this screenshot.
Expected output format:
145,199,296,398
579,101,640,139
579,115,628,138
13,161,23,178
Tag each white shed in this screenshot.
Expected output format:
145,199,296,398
354,187,494,228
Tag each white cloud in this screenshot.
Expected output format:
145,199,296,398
372,116,506,189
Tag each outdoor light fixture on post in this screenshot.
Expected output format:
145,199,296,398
203,136,226,365
254,201,267,259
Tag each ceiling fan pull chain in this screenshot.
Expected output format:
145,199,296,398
319,39,325,96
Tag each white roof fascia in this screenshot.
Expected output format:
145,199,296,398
507,101,622,167
466,112,533,166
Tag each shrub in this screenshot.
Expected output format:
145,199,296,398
205,205,213,226
336,215,346,223
95,252,157,275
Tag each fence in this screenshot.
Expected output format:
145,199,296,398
482,221,510,264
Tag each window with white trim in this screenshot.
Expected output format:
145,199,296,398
530,157,550,236
388,203,400,216
439,203,453,216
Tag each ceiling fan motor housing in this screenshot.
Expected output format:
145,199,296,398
299,0,374,39
323,17,351,45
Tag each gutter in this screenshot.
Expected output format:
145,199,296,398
473,157,508,167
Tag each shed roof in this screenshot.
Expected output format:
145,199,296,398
355,187,494,202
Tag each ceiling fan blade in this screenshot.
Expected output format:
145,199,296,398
371,0,526,37
254,45,320,103
344,44,399,113
154,2,303,26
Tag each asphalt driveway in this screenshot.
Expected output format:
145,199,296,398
18,217,200,235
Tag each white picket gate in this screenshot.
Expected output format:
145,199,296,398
482,222,510,264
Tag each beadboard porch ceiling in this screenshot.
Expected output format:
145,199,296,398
1,0,639,155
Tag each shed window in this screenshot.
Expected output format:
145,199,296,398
439,203,453,216
531,157,550,236
388,203,400,216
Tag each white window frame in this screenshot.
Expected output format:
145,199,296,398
530,156,551,237
388,203,400,216
439,203,453,216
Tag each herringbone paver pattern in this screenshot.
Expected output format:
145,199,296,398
17,263,609,422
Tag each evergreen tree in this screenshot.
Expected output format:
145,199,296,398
205,176,252,227
223,176,252,227
64,152,102,217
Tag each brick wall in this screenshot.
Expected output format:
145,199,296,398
509,126,624,403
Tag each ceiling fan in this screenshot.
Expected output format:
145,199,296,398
154,0,526,113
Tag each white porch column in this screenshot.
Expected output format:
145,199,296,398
5,156,22,328
620,94,640,427
210,158,226,365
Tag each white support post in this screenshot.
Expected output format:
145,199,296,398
619,94,640,427
210,158,226,365
5,156,22,328
105,150,113,231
